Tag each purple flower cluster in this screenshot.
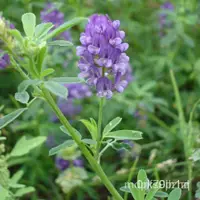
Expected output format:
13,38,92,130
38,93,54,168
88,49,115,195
0,50,10,70
56,157,84,171
40,3,71,40
77,14,132,99
159,2,174,36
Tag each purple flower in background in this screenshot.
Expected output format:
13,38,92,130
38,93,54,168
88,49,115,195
57,100,82,118
67,83,92,99
56,157,70,171
9,23,15,29
160,2,174,12
52,83,91,120
0,50,10,69
73,158,84,167
0,16,15,30
40,3,71,40
55,157,84,170
77,14,132,99
159,2,174,36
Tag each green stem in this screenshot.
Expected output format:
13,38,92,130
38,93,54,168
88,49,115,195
96,97,104,159
98,98,104,139
169,69,186,146
41,88,123,200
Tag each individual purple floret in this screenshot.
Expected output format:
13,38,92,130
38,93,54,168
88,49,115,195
0,50,10,69
76,14,132,99
159,2,174,36
40,3,71,40
55,157,70,171
73,158,84,167
9,23,15,29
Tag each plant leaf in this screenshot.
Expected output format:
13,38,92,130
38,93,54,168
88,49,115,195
48,40,73,47
10,170,24,184
80,119,98,141
44,17,87,40
0,137,6,141
154,191,168,198
0,105,4,112
191,149,200,162
120,186,131,193
44,81,68,99
104,130,143,140
35,23,54,38
103,117,122,135
60,125,82,139
137,169,148,199
41,68,55,78
0,186,9,200
49,140,75,156
130,184,142,200
82,139,97,145
21,13,36,37
167,188,182,200
52,77,84,84
120,184,141,199
0,108,27,129
18,79,41,92
15,91,30,104
9,183,25,189
9,29,23,43
145,183,159,200
14,186,35,197
10,136,46,157
37,46,47,73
